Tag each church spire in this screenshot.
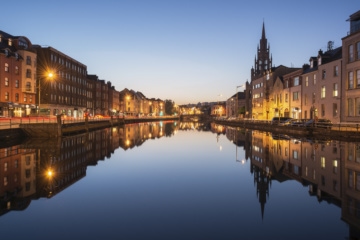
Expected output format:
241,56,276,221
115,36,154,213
251,21,272,81
262,21,266,39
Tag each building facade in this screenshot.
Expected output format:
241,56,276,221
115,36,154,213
35,46,88,118
0,31,37,117
342,10,360,123
249,23,300,120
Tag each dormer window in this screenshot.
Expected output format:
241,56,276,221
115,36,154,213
8,39,12,46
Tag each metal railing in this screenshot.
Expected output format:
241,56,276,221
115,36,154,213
0,115,180,130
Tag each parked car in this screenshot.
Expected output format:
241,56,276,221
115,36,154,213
290,119,307,127
304,119,332,129
270,117,293,125
278,118,297,126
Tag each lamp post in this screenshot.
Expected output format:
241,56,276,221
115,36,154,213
38,72,54,115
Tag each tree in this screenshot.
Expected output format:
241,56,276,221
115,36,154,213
164,99,175,115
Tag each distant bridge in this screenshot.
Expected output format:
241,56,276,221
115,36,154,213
180,114,207,121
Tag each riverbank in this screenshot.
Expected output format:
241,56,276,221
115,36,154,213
213,119,360,142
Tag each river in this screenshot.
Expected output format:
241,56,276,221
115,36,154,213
0,120,358,239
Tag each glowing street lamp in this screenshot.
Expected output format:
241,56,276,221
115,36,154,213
46,169,53,178
38,71,55,115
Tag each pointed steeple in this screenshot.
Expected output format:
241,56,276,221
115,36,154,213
251,21,272,81
262,21,266,39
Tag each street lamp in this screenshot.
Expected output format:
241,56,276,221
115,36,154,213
38,71,54,115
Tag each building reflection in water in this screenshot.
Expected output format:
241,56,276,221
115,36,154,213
0,121,359,238
224,128,360,239
0,121,181,216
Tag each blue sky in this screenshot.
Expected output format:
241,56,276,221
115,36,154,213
2,1,359,104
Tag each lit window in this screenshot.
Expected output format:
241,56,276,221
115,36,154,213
333,83,338,97
5,92,9,100
321,86,326,98
321,157,325,169
15,80,19,88
5,63,9,72
333,160,338,174
305,76,309,86
5,77,8,86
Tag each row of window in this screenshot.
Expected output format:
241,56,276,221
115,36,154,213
348,70,360,89
4,63,19,74
347,98,360,117
348,41,360,62
347,170,360,191
50,94,86,106
50,81,87,96
3,92,33,102
270,83,340,106
50,53,87,75
3,78,32,90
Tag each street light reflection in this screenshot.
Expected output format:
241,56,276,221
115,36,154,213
46,169,54,178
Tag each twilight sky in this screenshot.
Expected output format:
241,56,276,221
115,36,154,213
1,1,359,105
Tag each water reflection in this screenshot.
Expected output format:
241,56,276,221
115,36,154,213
0,121,359,238
224,127,360,238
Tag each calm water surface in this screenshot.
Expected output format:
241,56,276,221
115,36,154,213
0,121,358,240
